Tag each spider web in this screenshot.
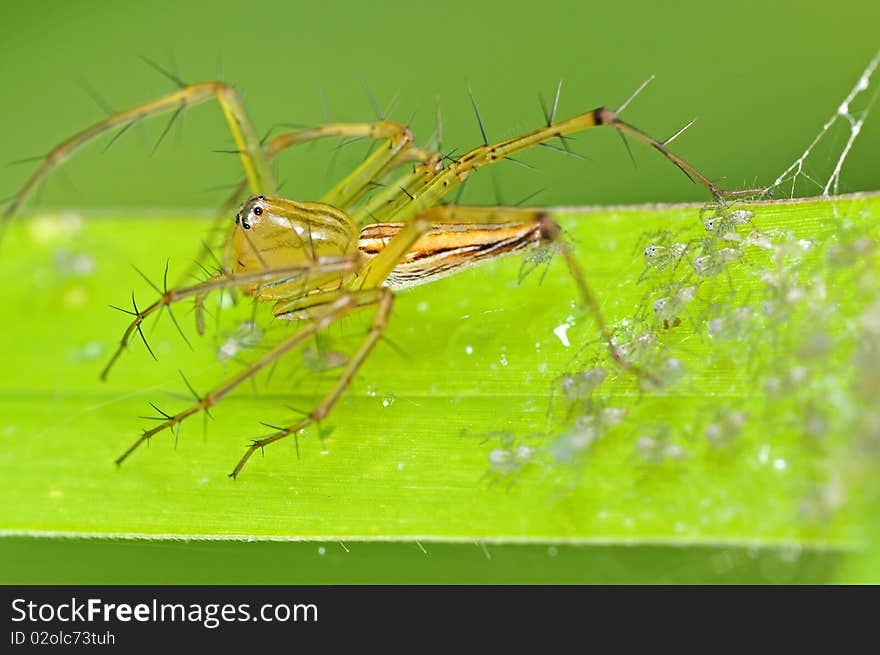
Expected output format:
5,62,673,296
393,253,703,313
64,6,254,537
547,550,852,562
768,48,880,199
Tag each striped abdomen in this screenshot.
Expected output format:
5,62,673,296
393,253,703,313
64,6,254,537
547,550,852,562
358,221,550,289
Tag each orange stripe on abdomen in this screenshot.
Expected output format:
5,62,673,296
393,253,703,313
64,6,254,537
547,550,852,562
358,221,547,289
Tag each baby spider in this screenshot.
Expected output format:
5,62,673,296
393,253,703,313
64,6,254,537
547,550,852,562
3,76,763,477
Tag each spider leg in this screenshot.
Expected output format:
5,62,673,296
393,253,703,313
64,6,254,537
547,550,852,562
385,107,766,224
117,287,384,468
356,204,658,384
350,152,443,225
230,287,394,478
102,257,359,380
319,121,416,210
3,82,275,235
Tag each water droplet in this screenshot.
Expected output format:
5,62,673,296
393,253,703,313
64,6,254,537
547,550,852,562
499,353,508,367
553,323,572,347
318,546,326,556
773,458,787,471
465,345,473,355
366,385,378,397
382,391,396,408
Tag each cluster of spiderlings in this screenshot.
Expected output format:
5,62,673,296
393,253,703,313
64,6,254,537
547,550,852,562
801,241,880,520
743,220,880,523
538,192,880,536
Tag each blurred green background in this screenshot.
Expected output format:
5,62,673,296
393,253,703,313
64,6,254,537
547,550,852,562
2,0,879,583
3,0,879,210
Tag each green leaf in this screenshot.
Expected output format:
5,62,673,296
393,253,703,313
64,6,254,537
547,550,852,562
1,194,878,578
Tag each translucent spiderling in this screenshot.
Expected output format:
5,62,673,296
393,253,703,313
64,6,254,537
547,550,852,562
803,403,829,438
53,249,97,278
677,285,697,303
217,320,264,362
660,358,685,384
708,305,754,341
653,297,673,317
728,209,755,224
485,433,538,476
640,234,688,276
692,255,722,277
636,430,687,464
704,207,755,236
644,244,665,258
550,424,598,463
560,367,607,400
705,409,750,446
302,345,349,372
745,230,774,250
653,284,698,326
827,236,876,268
612,322,659,361
600,406,628,427
716,247,743,264
488,445,535,475
644,357,686,390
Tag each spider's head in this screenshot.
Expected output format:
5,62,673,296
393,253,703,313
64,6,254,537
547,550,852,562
232,195,357,274
235,194,268,232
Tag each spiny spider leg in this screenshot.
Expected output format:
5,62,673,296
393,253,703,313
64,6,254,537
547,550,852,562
230,287,394,478
102,257,359,380
385,108,766,224
117,287,384,468
319,122,415,209
2,81,274,235
351,152,443,225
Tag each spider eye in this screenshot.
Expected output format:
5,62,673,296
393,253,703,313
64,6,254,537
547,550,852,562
253,206,263,216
